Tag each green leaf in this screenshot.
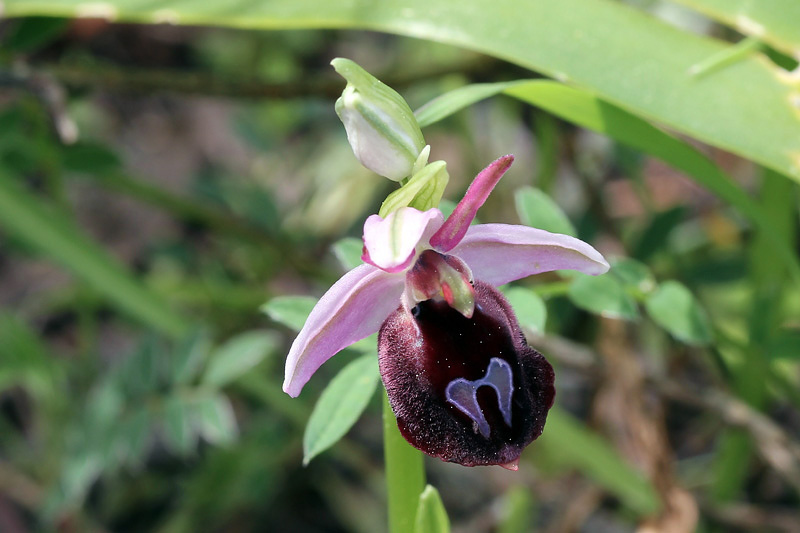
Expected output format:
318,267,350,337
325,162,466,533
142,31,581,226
260,295,316,332
303,352,380,465
502,286,547,334
118,408,151,466
609,258,656,295
7,1,799,181
171,330,213,386
332,236,364,271
644,281,713,345
0,312,60,401
537,407,661,516
118,339,162,398
568,274,639,320
670,0,800,55
196,393,238,446
203,331,278,387
632,207,686,262
417,80,800,283
514,186,576,236
414,485,450,533
0,173,190,338
60,141,122,174
3,16,68,52
163,395,197,455
416,82,513,127
767,329,800,360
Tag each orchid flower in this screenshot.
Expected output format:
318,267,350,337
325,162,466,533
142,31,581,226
283,154,609,468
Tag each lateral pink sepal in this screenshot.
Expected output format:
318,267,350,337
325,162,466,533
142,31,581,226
450,224,610,286
282,264,405,397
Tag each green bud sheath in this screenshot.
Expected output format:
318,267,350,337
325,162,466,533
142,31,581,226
332,58,425,181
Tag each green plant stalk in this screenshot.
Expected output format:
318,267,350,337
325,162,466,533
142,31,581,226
383,390,425,533
713,168,796,501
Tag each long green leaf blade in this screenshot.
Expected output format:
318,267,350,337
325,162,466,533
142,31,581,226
670,0,800,54
537,407,661,516
417,80,800,283
6,0,800,180
0,174,190,338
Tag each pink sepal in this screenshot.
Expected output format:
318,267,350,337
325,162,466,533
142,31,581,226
451,224,609,286
283,264,405,397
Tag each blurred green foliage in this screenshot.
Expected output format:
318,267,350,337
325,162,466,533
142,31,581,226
0,1,799,532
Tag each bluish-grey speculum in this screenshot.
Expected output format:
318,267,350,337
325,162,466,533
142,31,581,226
446,357,514,438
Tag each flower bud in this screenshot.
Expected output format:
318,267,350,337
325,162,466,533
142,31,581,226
332,58,425,181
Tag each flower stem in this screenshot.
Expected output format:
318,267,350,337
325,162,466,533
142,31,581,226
383,389,425,533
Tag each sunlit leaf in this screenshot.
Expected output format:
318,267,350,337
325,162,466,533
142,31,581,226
6,0,800,181
417,81,800,282
670,0,800,54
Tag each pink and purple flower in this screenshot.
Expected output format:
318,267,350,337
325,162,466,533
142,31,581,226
283,155,609,467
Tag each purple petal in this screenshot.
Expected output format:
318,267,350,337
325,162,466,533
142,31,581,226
450,224,609,286
379,281,555,466
429,155,514,252
283,264,405,397
362,207,444,272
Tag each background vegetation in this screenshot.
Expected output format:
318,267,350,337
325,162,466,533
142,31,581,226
0,0,799,531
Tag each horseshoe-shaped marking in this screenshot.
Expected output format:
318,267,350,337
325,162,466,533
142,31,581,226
445,357,513,438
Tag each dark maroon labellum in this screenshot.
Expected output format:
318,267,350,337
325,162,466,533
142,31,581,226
378,281,555,467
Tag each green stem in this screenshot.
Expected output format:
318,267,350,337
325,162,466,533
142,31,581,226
383,390,425,533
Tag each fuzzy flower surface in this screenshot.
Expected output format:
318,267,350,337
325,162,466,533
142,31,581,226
283,155,609,467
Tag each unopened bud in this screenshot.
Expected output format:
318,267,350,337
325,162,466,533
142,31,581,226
332,58,425,181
